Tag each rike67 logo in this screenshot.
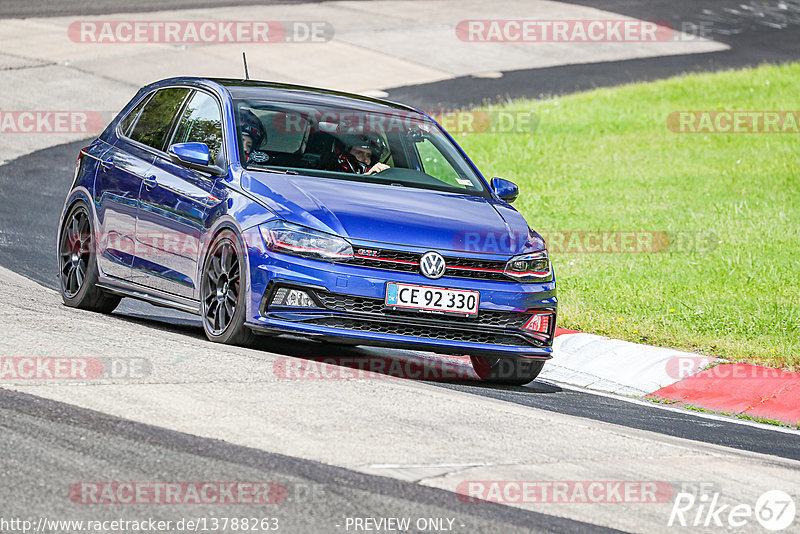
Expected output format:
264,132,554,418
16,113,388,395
669,489,796,531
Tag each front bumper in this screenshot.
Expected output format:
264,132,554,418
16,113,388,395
244,240,557,359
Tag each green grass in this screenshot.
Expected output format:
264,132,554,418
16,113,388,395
457,62,800,369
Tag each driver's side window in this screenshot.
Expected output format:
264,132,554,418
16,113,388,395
171,91,224,165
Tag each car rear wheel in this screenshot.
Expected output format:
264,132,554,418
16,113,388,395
200,229,255,346
58,202,121,313
470,355,545,386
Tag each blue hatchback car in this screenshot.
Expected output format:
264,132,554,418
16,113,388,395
58,77,557,384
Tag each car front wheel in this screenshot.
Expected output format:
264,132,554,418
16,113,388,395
470,355,545,386
200,229,255,346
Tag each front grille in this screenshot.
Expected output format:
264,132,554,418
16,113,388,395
305,317,534,347
342,248,511,282
350,256,419,273
314,292,531,329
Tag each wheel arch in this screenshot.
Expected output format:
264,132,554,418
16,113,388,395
196,216,252,308
57,187,95,259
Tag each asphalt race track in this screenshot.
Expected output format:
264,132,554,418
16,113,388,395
1,388,611,534
1,1,799,533
0,0,324,19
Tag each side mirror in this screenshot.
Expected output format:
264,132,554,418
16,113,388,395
168,142,226,177
491,177,519,203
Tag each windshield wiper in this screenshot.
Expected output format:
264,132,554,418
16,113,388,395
248,166,298,175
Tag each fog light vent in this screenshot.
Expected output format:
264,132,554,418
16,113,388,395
522,312,553,341
271,288,316,308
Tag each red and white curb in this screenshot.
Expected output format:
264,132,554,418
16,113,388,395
548,328,800,427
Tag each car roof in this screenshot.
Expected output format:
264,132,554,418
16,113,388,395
156,77,424,116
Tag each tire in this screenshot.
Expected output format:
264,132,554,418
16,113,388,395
58,201,121,313
200,229,255,346
470,355,545,386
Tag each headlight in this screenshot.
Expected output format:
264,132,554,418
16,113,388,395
504,251,552,282
259,220,353,261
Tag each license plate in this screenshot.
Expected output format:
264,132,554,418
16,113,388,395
385,282,479,316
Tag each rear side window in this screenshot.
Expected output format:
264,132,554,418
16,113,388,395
128,87,191,150
171,91,224,165
118,93,151,137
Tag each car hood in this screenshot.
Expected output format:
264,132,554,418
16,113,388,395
243,171,542,255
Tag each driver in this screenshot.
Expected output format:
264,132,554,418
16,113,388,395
331,132,390,175
239,109,266,164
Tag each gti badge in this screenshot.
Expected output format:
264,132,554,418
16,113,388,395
420,251,446,279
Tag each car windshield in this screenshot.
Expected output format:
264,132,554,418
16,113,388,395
233,99,488,196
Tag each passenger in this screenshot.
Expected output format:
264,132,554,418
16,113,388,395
239,109,266,164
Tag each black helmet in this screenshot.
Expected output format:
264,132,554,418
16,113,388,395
239,108,266,148
339,132,388,163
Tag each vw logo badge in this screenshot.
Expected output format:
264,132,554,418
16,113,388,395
420,251,446,279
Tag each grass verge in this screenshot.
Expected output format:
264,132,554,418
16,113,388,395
458,62,800,369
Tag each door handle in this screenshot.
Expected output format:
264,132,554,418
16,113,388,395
100,158,115,171
142,175,158,190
